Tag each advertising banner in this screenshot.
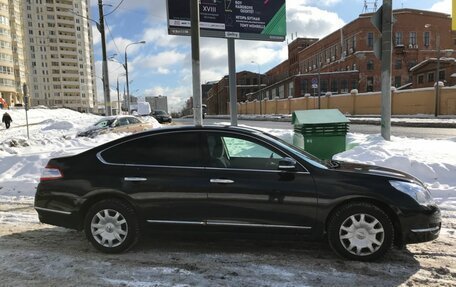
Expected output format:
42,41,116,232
167,0,286,42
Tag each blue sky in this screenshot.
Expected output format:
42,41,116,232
89,0,452,112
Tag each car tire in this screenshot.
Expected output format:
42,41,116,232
84,199,140,253
327,202,394,261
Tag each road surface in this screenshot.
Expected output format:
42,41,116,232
174,118,456,140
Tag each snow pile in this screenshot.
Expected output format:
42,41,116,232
335,134,456,187
0,108,161,197
0,109,454,211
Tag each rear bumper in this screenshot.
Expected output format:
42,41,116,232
35,206,82,230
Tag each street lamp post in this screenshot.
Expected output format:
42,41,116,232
124,41,146,114
425,24,440,117
251,61,261,114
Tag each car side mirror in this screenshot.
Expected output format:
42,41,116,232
278,157,296,171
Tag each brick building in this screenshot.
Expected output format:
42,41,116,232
207,9,456,115
295,9,454,93
411,58,456,88
259,9,456,99
206,71,265,115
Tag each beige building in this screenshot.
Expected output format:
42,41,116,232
0,0,27,107
24,0,96,112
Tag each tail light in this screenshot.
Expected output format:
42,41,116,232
40,166,63,181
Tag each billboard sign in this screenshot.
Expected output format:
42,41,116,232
167,0,286,42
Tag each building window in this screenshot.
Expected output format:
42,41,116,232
418,75,424,84
394,76,401,87
301,79,308,95
352,80,358,90
409,32,417,46
367,60,374,70
439,70,445,81
278,85,284,98
321,80,328,93
367,77,374,92
395,59,402,70
424,31,430,47
341,79,348,93
367,32,373,48
428,72,434,83
395,32,403,46
331,79,338,93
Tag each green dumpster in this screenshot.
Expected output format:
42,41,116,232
292,109,349,160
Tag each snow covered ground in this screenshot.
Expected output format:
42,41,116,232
0,108,455,286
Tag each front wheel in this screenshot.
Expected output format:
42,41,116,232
327,202,394,261
84,199,140,253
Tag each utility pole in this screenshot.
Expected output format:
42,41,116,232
317,50,321,109
190,0,203,126
116,77,120,115
371,1,392,140
435,31,441,117
98,0,111,116
380,0,392,140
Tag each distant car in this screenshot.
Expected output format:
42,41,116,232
151,110,172,123
35,125,440,261
202,104,207,119
77,115,153,138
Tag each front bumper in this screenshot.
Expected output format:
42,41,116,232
401,205,441,245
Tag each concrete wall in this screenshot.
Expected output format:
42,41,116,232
237,86,456,115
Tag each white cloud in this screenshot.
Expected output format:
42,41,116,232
134,50,186,71
142,26,190,48
430,0,451,14
92,25,101,46
286,5,345,38
143,86,192,112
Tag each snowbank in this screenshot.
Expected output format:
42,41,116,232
0,109,454,211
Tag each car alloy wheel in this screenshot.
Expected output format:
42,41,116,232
91,209,128,248
339,213,385,256
328,202,394,261
85,199,140,253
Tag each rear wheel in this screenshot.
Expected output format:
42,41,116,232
327,202,394,261
84,199,140,253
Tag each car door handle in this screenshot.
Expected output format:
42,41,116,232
210,179,234,184
124,177,147,182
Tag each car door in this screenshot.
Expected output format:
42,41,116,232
202,131,317,232
99,131,207,224
113,117,130,133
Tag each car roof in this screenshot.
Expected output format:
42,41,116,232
147,124,267,136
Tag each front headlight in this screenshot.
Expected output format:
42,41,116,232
390,180,434,206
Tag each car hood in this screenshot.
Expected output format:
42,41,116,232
334,161,421,183
77,126,108,136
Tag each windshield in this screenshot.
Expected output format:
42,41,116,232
154,111,167,115
93,118,115,128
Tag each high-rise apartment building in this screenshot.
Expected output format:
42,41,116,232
0,0,27,107
145,95,168,113
24,0,96,112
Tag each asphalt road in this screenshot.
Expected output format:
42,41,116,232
174,118,456,140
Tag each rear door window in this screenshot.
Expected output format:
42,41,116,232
101,131,202,167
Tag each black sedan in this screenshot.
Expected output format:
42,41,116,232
35,126,440,261
151,110,172,123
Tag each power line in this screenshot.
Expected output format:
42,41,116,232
104,0,126,17
105,18,121,56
